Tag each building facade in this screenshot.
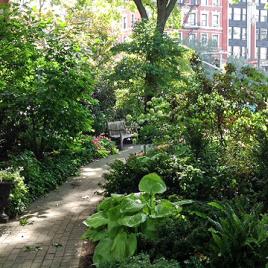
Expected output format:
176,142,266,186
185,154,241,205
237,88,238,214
118,7,140,43
229,0,268,71
178,0,229,65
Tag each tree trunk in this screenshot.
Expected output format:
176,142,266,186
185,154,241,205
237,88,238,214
132,0,178,110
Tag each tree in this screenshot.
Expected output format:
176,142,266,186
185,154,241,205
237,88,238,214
0,4,95,159
133,0,177,34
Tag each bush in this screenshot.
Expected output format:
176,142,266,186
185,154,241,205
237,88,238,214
92,134,118,158
0,4,95,159
102,147,238,201
138,216,210,264
0,168,30,216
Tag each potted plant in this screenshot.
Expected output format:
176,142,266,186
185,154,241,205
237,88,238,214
0,170,14,223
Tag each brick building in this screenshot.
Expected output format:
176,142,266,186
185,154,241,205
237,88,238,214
178,0,229,65
118,7,140,43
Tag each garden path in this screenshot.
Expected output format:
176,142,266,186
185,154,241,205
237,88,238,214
0,145,142,268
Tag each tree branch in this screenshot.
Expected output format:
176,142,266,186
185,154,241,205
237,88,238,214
166,0,177,19
133,0,148,20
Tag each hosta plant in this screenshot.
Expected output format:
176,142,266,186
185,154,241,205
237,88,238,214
83,173,188,266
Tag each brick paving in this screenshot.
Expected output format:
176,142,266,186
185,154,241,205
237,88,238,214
0,146,142,268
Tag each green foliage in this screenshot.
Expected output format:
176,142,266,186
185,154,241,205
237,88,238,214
111,21,191,125
139,173,166,194
138,215,209,265
98,254,181,268
83,173,183,266
102,147,239,201
0,4,94,159
93,135,119,158
208,202,268,268
9,149,86,202
0,169,30,216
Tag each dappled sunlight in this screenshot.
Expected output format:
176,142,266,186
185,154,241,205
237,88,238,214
80,167,104,177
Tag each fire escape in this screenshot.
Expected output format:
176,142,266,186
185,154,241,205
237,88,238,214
178,0,201,36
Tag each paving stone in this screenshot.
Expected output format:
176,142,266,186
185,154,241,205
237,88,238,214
0,146,141,267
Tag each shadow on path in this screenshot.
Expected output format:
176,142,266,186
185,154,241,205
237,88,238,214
0,145,142,268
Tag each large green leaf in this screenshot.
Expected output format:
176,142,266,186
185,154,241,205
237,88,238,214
119,196,145,214
83,212,108,228
97,197,114,211
141,217,158,240
111,231,128,261
107,205,122,221
93,238,113,266
138,173,166,194
81,228,107,242
127,233,137,256
152,199,177,218
118,213,147,227
174,199,193,206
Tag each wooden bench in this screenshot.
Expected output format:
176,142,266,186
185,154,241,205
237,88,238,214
107,121,135,150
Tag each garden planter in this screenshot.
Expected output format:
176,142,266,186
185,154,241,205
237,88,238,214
0,181,13,223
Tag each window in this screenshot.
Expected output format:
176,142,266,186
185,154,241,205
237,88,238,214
188,13,196,26
131,14,135,27
233,27,240,39
256,28,260,40
233,46,241,56
229,27,232,39
212,14,219,27
256,10,260,22
229,8,233,20
213,0,220,6
260,9,267,22
178,32,183,41
123,17,127,29
189,33,197,43
201,0,208,5
241,28,246,40
260,47,268,60
233,8,241,20
260,28,268,40
241,8,246,21
241,47,246,57
201,14,208,26
201,33,208,45
212,34,219,47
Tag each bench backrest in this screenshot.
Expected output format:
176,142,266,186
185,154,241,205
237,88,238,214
107,121,127,137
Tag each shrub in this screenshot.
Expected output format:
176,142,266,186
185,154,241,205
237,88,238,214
93,134,118,158
10,151,47,199
83,173,186,266
0,168,29,216
138,216,210,264
102,147,238,201
0,4,95,159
